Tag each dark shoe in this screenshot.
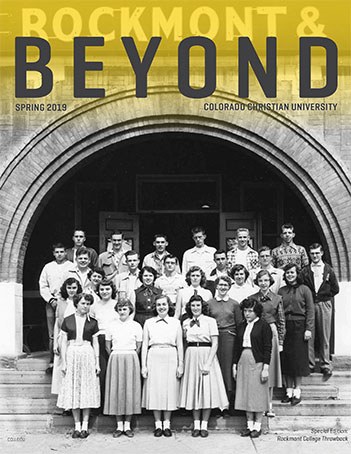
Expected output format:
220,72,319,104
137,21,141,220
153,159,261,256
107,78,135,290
124,429,134,438
281,395,292,403
250,430,261,438
192,429,200,437
200,429,209,438
112,429,123,438
62,410,72,416
72,430,81,439
322,369,333,381
291,396,302,406
240,428,252,437
80,430,89,439
163,428,172,437
309,367,315,373
154,428,163,437
45,365,53,375
264,410,275,418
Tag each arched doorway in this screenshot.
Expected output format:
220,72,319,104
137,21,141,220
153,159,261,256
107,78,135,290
0,88,350,356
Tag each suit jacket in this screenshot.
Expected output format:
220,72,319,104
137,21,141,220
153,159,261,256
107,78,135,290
299,263,339,303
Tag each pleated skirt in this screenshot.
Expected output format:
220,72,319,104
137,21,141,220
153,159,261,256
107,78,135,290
142,346,179,411
178,346,229,411
104,351,141,415
269,323,283,388
57,343,100,410
235,348,269,412
282,319,310,377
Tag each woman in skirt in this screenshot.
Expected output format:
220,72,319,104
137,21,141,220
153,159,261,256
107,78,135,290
57,293,100,439
179,295,228,438
52,277,82,396
208,276,243,408
250,270,286,417
141,294,183,437
278,264,314,405
233,298,272,438
104,298,142,438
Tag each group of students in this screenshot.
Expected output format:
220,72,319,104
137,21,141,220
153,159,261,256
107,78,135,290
42,223,339,440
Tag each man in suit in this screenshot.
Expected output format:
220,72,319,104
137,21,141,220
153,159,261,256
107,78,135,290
300,243,339,379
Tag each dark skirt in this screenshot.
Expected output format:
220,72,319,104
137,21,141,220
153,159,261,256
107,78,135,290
217,330,235,396
281,319,310,377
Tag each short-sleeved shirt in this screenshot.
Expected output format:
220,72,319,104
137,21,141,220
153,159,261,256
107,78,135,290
144,315,181,346
105,318,142,352
90,299,119,334
183,314,219,342
182,245,217,279
155,273,187,304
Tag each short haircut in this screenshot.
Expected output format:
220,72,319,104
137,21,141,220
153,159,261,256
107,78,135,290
60,278,82,299
240,297,263,318
52,242,66,251
281,223,294,232
111,231,123,237
229,264,249,281
97,280,117,299
214,275,232,289
88,267,105,280
163,254,179,265
214,249,227,258
73,229,86,236
236,228,250,236
185,294,209,318
76,246,91,258
73,292,94,308
258,246,271,255
254,269,275,287
125,250,139,259
139,266,158,282
185,266,207,287
309,243,323,252
154,233,168,241
115,298,134,315
282,263,303,285
152,294,175,317
191,226,206,235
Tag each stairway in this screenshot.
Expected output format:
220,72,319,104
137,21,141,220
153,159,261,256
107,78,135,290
0,352,350,432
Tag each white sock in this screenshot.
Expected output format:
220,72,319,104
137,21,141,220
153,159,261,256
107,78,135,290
253,422,261,432
124,421,131,431
75,422,81,431
247,420,254,431
117,421,123,431
81,421,88,431
155,421,162,430
286,387,293,398
194,420,201,430
200,421,208,430
163,420,170,429
293,388,301,398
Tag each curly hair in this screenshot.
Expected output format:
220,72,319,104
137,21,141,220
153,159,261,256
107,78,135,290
229,264,249,281
73,292,94,308
60,278,82,300
185,294,209,318
97,280,117,299
283,263,303,285
139,266,158,283
254,269,275,287
240,297,263,318
152,294,175,317
185,266,207,287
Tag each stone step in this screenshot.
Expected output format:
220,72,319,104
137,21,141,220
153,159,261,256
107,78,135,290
0,370,51,384
0,397,57,414
273,385,338,400
0,383,52,398
302,371,351,386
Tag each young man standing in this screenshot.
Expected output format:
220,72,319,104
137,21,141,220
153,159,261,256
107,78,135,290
300,243,339,378
182,226,216,279
65,246,93,291
98,231,130,281
115,250,142,304
250,246,284,294
155,254,186,304
272,223,309,270
39,243,73,373
66,229,98,268
142,234,180,276
226,228,259,272
206,249,232,296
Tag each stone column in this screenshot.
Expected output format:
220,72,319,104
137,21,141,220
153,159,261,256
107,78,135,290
0,282,23,357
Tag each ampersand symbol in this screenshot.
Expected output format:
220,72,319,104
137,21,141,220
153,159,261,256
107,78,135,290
297,7,326,36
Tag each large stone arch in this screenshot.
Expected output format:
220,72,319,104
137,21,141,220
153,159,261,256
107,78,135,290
1,87,350,284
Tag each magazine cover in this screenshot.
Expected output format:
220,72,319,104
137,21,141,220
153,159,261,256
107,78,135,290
0,0,350,452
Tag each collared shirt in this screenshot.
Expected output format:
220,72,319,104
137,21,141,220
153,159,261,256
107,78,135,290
227,246,259,272
228,281,255,303
142,251,181,276
311,262,325,292
155,273,186,304
183,314,218,342
242,317,259,347
144,315,181,346
64,267,91,291
272,242,309,270
39,260,74,302
115,271,142,304
98,244,130,278
182,245,217,278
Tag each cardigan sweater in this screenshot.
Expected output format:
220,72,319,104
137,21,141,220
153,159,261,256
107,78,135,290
233,318,272,365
